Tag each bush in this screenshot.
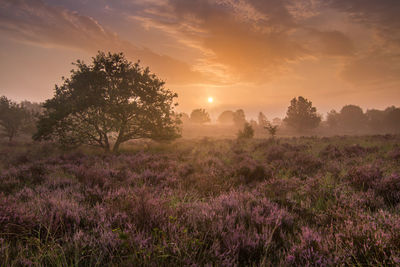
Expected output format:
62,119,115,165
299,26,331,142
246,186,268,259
376,173,400,205
237,122,254,139
319,144,343,159
348,164,382,191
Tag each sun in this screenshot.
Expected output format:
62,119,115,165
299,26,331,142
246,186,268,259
208,97,214,103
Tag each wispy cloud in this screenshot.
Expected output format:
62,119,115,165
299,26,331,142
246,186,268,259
0,0,208,84
128,0,360,83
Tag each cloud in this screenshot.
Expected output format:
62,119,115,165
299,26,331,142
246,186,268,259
2,0,399,91
307,29,355,56
129,0,361,83
328,0,400,49
0,0,207,84
340,50,400,86
131,0,310,82
327,0,400,85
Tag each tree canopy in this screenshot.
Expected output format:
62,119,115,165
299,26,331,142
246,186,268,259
339,105,366,131
34,51,181,152
190,109,211,124
284,96,321,132
217,110,234,124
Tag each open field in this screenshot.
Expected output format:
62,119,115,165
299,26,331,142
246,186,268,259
1,135,400,266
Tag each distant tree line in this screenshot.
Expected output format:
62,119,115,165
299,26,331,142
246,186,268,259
0,96,41,141
2,91,400,144
326,105,400,134
183,96,400,136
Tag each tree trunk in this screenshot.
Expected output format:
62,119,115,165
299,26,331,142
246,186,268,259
112,141,121,153
113,123,126,153
104,144,111,153
104,134,110,152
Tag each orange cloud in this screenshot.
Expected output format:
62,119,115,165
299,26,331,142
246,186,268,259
132,0,362,83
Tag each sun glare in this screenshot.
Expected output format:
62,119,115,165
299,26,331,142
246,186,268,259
208,97,214,103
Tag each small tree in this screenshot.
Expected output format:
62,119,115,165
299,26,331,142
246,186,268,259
34,51,181,152
264,122,278,138
190,109,211,124
284,96,321,132
0,96,29,141
237,122,254,139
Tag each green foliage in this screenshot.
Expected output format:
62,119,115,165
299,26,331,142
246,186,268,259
190,109,210,124
0,96,30,141
284,96,321,132
33,51,181,152
237,122,254,139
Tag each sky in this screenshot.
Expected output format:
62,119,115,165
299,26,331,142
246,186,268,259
0,0,399,119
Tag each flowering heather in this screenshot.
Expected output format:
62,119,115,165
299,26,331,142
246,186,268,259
0,135,400,265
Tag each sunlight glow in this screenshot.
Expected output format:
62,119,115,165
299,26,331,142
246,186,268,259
208,97,214,103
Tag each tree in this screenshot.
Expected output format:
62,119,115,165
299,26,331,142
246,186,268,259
190,109,211,124
0,96,29,141
21,101,43,115
217,110,234,124
258,112,268,128
385,107,400,133
339,105,366,130
34,51,181,152
366,109,385,132
264,122,278,138
233,109,246,128
326,110,339,129
284,96,321,132
237,122,254,139
20,101,43,135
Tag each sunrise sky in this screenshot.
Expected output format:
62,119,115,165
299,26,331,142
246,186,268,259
0,0,399,119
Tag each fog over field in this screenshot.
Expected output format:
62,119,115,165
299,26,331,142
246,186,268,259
1,0,400,266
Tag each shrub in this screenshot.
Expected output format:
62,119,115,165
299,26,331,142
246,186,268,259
376,173,400,205
319,144,343,159
348,164,382,191
237,122,254,139
388,147,400,161
286,152,322,178
343,144,367,157
235,156,272,183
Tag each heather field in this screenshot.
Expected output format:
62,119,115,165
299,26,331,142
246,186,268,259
1,135,400,266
